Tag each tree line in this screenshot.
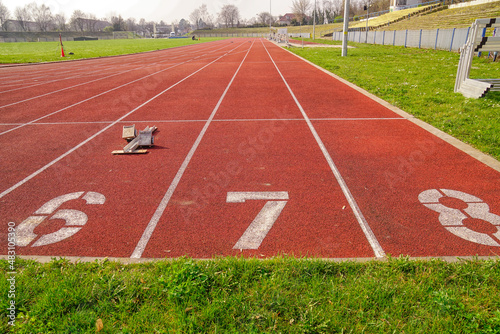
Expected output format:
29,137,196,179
0,1,156,33
0,0,390,34
191,0,390,30
289,0,391,26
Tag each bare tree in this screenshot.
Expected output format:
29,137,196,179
323,0,341,22
70,10,86,31
178,18,189,34
136,18,154,36
190,8,201,29
191,4,213,30
15,5,32,31
31,3,53,32
54,13,66,31
138,18,146,29
199,4,214,28
111,15,126,31
256,12,273,26
370,0,390,14
218,4,240,28
126,17,136,31
0,0,10,31
291,0,311,24
85,13,98,31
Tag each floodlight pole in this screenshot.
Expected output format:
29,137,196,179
341,0,350,56
365,2,370,43
313,0,317,40
270,0,272,34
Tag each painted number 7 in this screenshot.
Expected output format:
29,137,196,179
227,192,289,250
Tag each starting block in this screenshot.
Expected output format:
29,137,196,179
122,125,137,140
113,125,157,155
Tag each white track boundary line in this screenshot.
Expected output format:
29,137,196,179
261,39,385,258
130,40,256,259
0,43,235,137
0,40,248,200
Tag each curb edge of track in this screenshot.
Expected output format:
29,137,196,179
3,255,499,264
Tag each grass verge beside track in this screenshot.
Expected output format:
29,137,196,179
287,39,500,161
2,256,500,333
0,38,223,64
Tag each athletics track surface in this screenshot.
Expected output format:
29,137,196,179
1,38,500,260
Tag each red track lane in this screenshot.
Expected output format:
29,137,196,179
0,42,224,103
0,39,253,257
140,41,375,258
141,120,374,258
0,42,236,123
2,122,205,257
0,123,112,190
263,39,500,257
0,41,250,190
314,120,500,257
2,38,500,260
0,43,222,97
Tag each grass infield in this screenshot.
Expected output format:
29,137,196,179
288,39,500,161
2,256,500,333
0,38,222,64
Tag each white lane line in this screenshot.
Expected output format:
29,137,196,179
261,39,385,258
0,67,141,109
0,117,410,127
0,40,227,97
0,66,123,94
130,40,256,259
0,41,230,109
0,41,248,200
0,41,224,90
0,43,236,137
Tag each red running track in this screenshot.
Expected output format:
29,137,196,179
1,38,500,260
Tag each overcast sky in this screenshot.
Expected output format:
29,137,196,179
2,0,296,23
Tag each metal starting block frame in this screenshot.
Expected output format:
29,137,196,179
455,18,500,98
112,125,157,155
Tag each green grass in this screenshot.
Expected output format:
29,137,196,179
2,256,500,333
0,38,222,64
288,39,500,160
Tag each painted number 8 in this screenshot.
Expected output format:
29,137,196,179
419,189,500,246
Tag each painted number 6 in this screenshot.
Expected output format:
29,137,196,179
419,189,500,246
16,191,105,247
